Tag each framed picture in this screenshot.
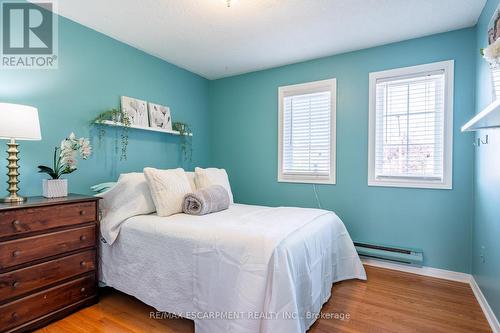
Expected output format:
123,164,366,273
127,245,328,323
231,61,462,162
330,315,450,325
121,96,148,127
148,102,172,130
488,4,500,45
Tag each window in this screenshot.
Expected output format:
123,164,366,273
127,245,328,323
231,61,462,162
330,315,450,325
368,61,454,189
278,79,336,184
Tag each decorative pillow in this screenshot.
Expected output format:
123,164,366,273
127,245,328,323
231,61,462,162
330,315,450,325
100,173,156,244
144,167,192,217
194,167,234,204
185,171,197,191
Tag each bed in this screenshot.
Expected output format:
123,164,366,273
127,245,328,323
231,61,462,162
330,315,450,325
99,202,366,333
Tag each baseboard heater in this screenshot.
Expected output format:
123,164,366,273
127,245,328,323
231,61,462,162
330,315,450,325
354,241,424,266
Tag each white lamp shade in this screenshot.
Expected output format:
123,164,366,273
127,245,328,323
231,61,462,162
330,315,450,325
0,103,42,140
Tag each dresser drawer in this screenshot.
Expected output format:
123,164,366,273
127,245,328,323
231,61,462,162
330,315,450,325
0,250,95,302
0,225,96,270
0,202,96,239
0,274,96,332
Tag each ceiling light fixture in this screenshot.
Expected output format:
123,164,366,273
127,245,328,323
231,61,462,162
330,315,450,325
226,0,231,7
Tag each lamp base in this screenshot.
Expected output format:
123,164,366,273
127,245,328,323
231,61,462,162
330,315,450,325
4,138,24,203
1,194,26,203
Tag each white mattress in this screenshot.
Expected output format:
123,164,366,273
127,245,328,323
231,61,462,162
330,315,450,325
100,204,365,333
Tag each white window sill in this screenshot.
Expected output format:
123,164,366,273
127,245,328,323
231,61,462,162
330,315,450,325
278,175,335,185
368,179,452,190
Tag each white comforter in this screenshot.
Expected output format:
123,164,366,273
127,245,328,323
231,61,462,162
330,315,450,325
100,204,366,333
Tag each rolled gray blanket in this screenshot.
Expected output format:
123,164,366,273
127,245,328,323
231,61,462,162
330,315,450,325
183,185,230,215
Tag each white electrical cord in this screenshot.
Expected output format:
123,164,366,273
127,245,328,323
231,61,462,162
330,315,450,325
312,184,322,209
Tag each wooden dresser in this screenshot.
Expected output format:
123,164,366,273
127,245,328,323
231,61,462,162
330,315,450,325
0,194,100,333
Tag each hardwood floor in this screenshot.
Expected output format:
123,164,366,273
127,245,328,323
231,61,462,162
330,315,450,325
35,265,491,333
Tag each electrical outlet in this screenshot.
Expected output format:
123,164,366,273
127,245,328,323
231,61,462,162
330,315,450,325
480,245,486,264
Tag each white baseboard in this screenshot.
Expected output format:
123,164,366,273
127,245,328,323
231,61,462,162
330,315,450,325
361,258,471,283
361,258,499,333
470,276,500,333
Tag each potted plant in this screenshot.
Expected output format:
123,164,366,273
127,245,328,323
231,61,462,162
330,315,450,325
481,39,500,98
38,133,92,198
172,121,192,162
91,108,130,160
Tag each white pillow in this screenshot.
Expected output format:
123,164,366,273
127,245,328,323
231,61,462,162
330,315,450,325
100,172,156,245
144,167,192,217
194,167,233,204
186,171,196,191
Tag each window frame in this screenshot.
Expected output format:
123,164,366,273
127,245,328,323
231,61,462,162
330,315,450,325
278,78,337,185
367,60,454,190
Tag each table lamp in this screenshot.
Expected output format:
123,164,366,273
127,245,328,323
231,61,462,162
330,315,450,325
0,103,42,203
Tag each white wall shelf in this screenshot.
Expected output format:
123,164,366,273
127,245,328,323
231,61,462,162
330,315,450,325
96,120,192,136
462,99,500,132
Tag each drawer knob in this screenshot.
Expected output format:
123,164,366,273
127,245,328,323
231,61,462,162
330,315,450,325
79,210,86,216
12,312,18,320
80,235,87,241
80,261,87,267
80,287,86,293
12,250,20,257
12,281,20,288
12,220,22,232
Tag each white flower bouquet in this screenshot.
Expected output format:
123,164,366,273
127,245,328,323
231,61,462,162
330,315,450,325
38,133,92,198
38,132,92,179
481,38,500,67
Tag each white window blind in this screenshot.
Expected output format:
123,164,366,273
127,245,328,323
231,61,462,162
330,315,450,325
368,61,453,189
278,79,336,184
375,72,444,180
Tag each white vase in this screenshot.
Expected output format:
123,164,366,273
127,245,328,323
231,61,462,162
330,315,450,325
42,179,68,198
491,66,500,99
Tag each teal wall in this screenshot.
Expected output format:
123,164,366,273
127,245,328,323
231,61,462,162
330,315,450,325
208,29,477,272
0,13,210,197
474,0,500,320
1,2,494,281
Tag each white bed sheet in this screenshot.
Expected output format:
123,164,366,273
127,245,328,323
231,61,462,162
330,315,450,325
100,204,366,333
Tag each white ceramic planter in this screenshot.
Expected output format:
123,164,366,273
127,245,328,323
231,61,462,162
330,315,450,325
42,179,68,198
491,67,500,99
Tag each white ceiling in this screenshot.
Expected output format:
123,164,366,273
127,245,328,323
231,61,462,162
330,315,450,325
55,0,486,79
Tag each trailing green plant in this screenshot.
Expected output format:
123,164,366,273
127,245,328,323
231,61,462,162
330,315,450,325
91,108,131,161
172,121,192,162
